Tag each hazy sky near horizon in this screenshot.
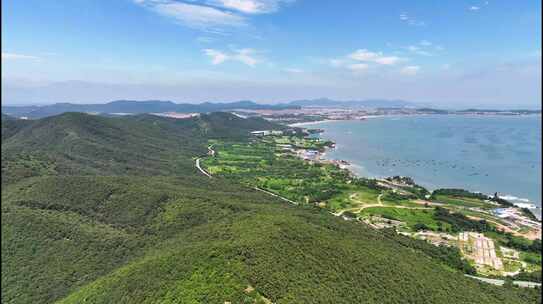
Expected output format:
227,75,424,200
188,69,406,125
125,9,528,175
2,0,541,107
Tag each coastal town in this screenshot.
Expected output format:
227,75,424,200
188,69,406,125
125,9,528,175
229,107,541,125
137,105,543,126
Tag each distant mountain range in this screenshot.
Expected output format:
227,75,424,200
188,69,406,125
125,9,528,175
2,98,429,119
287,98,421,108
1,100,301,119
5,98,537,119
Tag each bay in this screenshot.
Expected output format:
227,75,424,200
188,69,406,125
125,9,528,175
310,115,542,218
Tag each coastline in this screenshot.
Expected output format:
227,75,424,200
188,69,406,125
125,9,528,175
324,146,542,220
307,119,542,221
288,113,542,128
288,115,389,127
288,119,342,127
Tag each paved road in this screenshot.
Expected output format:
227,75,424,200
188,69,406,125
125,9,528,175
465,275,541,288
254,187,299,205
195,158,212,178
195,145,216,178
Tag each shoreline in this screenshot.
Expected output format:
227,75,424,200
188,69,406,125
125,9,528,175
307,122,542,221
288,115,389,127
288,112,542,127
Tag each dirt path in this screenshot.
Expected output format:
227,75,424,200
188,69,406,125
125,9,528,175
377,193,383,205
412,199,444,207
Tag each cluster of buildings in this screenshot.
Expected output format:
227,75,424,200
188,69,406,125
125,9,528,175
363,216,404,229
459,232,503,270
294,149,320,161
250,130,284,137
414,231,456,247
492,207,541,239
151,112,200,119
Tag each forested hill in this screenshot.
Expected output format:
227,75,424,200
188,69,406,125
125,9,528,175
1,112,540,304
1,112,282,184
1,100,300,119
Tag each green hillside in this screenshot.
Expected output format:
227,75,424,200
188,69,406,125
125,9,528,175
1,112,278,184
1,114,32,141
1,112,540,304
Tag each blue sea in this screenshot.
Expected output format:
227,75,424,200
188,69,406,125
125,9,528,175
311,115,542,218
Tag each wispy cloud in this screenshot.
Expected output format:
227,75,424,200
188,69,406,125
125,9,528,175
135,0,246,31
207,0,293,14
348,49,402,65
204,49,229,64
134,0,293,32
330,49,406,74
203,48,261,66
2,52,39,60
399,13,425,26
404,41,441,56
235,48,259,66
468,1,489,12
400,65,420,76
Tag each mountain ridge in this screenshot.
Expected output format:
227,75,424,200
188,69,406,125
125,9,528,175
287,97,422,108
1,100,301,119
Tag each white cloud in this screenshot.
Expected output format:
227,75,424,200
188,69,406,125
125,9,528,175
135,0,293,32
469,6,480,11
404,41,441,56
235,48,258,66
347,63,369,71
374,56,401,65
2,52,39,60
204,49,229,64
207,0,292,14
349,49,379,61
203,48,260,66
405,46,432,56
349,49,402,65
400,65,420,75
136,0,246,30
399,13,425,26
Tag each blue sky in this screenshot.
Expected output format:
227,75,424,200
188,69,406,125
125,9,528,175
2,0,541,108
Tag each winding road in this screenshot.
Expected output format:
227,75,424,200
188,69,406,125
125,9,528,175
195,145,300,205
195,158,212,178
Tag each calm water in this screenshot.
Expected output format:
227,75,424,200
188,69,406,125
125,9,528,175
312,115,542,218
